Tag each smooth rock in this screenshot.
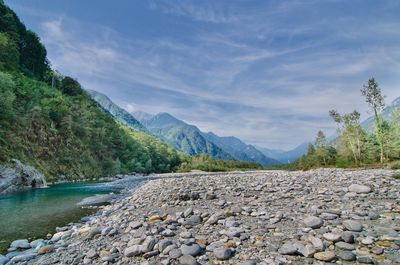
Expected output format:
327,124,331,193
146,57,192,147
179,255,198,265
357,256,374,264
124,245,142,257
343,220,363,232
335,242,355,250
10,239,30,249
213,247,233,260
278,242,298,255
180,244,201,256
337,251,356,261
323,233,342,242
303,216,323,229
348,184,371,193
314,251,336,261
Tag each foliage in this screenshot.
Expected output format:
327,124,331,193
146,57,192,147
293,78,400,170
0,1,50,79
0,72,184,179
361,78,386,163
178,154,263,172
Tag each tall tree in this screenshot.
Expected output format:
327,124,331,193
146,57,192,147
361,78,386,163
315,130,328,165
329,110,365,164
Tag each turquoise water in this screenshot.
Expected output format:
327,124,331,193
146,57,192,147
0,181,124,253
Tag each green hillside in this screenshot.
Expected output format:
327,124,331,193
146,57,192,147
0,1,182,180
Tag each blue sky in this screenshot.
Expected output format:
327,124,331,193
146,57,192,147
6,0,400,150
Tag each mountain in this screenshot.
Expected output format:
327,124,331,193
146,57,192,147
258,142,310,164
131,110,153,123
134,111,278,166
362,96,400,131
0,1,182,179
202,132,279,166
87,90,147,132
138,113,233,160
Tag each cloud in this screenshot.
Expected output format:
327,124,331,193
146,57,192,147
16,0,398,150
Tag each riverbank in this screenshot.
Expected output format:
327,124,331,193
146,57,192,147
2,169,400,264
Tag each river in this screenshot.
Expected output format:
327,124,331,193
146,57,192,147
0,177,149,254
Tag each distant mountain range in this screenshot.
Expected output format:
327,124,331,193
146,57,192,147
134,112,279,166
87,90,278,166
257,142,310,164
136,112,233,160
261,95,400,163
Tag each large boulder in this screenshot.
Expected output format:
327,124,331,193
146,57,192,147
0,160,47,194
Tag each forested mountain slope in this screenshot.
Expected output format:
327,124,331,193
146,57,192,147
0,0,182,180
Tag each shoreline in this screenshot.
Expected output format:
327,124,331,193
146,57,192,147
2,169,400,264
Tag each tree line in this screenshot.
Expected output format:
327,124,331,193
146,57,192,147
297,78,400,170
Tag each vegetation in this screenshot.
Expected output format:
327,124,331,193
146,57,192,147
0,0,263,180
0,1,185,180
178,154,263,172
295,78,400,170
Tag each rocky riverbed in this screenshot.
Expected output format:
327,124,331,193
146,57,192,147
2,169,400,265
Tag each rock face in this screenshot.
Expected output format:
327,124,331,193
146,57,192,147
0,159,46,194
21,169,400,265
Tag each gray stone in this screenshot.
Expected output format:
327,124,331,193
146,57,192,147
213,247,233,260
158,239,173,252
142,236,157,253
206,213,223,225
357,256,374,264
183,207,194,217
303,216,323,229
335,242,355,250
129,221,143,229
0,159,47,194
348,184,371,193
10,239,30,249
371,246,384,255
278,242,298,255
343,220,363,232
179,255,198,265
86,249,97,258
341,231,354,243
0,255,9,265
169,248,182,259
238,261,257,265
7,254,36,264
323,233,341,242
337,251,356,261
180,244,201,256
308,236,324,251
297,244,316,257
124,245,142,257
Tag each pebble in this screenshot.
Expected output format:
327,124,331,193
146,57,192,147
180,244,201,256
343,220,363,232
21,169,399,265
179,255,198,265
213,247,233,260
348,184,372,193
303,216,323,229
314,251,336,261
337,251,356,261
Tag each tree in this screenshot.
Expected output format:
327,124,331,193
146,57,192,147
0,71,16,121
315,130,329,165
61,76,83,96
329,110,365,164
361,78,386,163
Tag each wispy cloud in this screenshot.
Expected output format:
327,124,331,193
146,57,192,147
9,0,400,150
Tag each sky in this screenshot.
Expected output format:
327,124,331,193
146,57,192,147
6,0,400,150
